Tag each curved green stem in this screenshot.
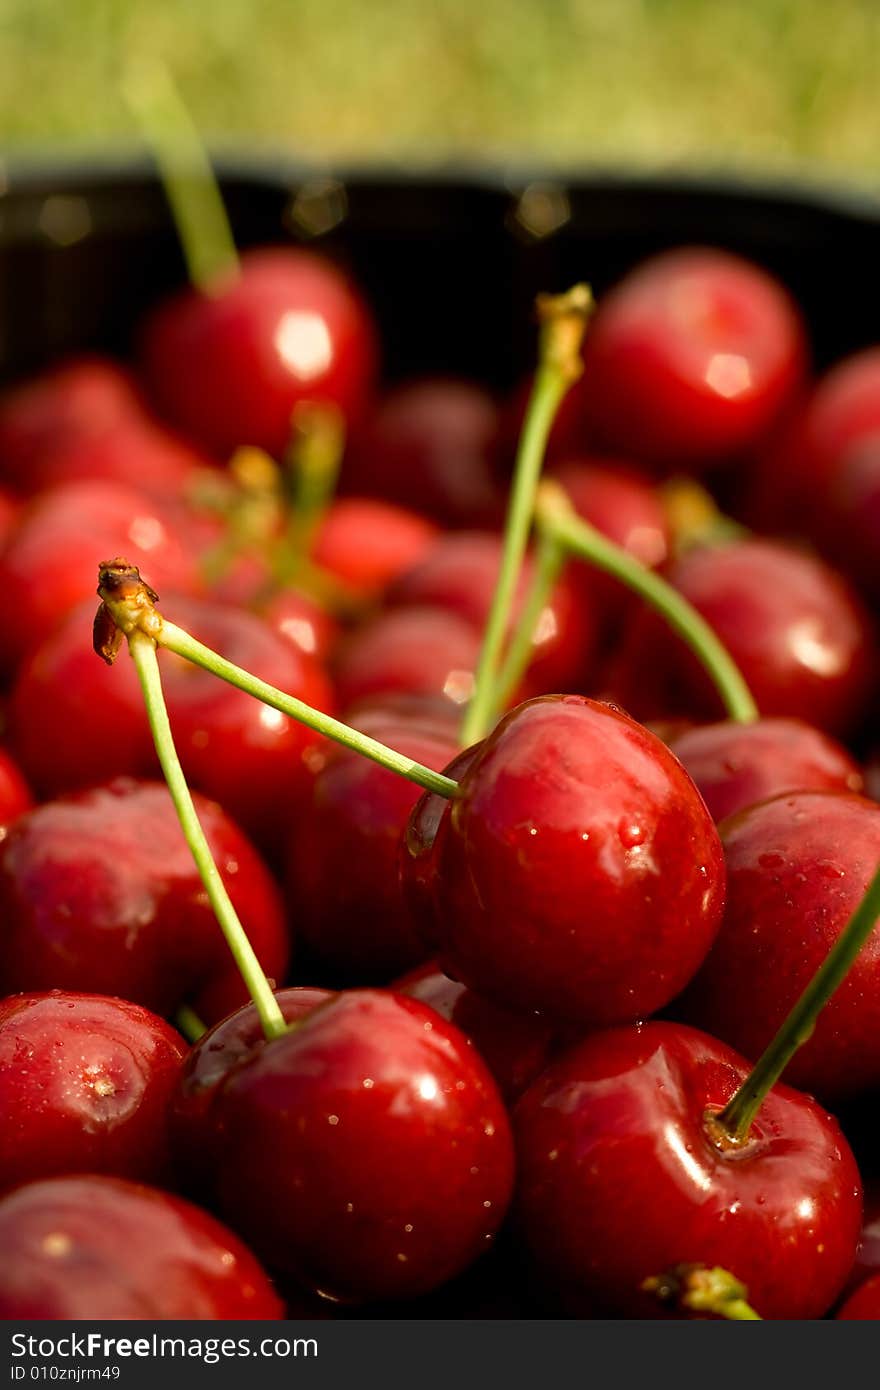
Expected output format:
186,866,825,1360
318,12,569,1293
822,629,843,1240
716,858,880,1142
128,629,286,1043
492,527,565,716
643,1265,761,1320
460,285,593,747
536,483,758,724
158,619,458,798
122,58,239,294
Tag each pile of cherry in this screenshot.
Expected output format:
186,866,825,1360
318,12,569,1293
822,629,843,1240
3,229,880,1323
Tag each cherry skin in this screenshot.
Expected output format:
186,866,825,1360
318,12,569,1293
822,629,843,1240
513,1021,861,1319
0,991,186,1193
681,791,880,1102
285,719,459,979
140,247,379,459
427,695,726,1026
0,748,32,828
0,478,200,672
0,777,289,1024
666,717,863,823
262,585,340,666
345,377,503,526
0,487,21,549
196,989,514,1303
0,355,146,492
400,743,483,950
386,530,597,693
22,417,210,503
837,1275,880,1319
170,986,334,1189
606,538,875,739
334,606,483,715
577,246,807,470
394,961,562,1104
0,1175,283,1319
311,497,438,601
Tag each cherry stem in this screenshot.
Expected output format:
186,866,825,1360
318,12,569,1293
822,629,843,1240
175,1004,208,1043
280,401,346,577
535,482,758,725
643,1265,761,1320
492,527,565,715
459,285,593,747
716,856,880,1143
159,618,458,797
127,628,287,1043
122,58,239,295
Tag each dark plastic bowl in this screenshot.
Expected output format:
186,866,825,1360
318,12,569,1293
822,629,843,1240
2,156,880,388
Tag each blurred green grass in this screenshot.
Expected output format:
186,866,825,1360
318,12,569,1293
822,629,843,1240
2,0,880,184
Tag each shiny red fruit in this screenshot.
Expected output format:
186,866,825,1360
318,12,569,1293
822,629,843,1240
23,418,210,502
141,248,379,458
203,989,515,1302
667,717,863,823
262,586,340,666
578,247,807,470
514,1021,861,1318
606,539,875,738
312,498,437,601
0,1175,283,1319
429,695,725,1025
0,991,185,1193
837,1274,880,1319
0,748,32,828
682,791,880,1101
0,778,289,1023
334,606,483,714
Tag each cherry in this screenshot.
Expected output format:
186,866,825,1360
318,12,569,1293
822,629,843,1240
0,478,200,672
141,247,379,459
262,585,340,666
0,748,32,829
513,1021,861,1319
0,355,146,492
0,488,21,549
386,530,597,693
400,743,483,949
836,1275,880,1320
0,777,289,1024
394,961,562,1104
285,720,458,979
0,991,185,1193
311,497,438,601
681,791,880,1101
192,989,515,1303
334,606,483,715
21,417,210,503
666,717,863,823
345,377,503,526
577,247,807,470
0,1175,283,1319
426,695,725,1026
605,538,875,738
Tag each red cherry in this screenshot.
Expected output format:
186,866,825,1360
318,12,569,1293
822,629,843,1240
334,606,483,714
394,961,561,1103
0,778,289,1023
0,356,146,492
387,530,597,693
578,247,807,470
262,586,340,665
0,748,32,828
0,991,185,1193
428,695,725,1025
400,743,483,950
0,479,200,672
141,247,379,458
311,497,438,601
199,989,515,1302
345,377,503,525
513,1021,861,1318
667,718,863,823
285,721,458,979
0,488,21,548
606,538,875,738
23,418,210,502
682,791,880,1102
0,1175,283,1319
837,1274,880,1319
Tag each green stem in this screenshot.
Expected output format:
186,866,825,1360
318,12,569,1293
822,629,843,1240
460,285,593,747
643,1265,761,1320
491,527,565,716
280,402,345,577
536,484,758,725
158,619,458,799
716,858,880,1142
128,629,287,1043
175,1004,208,1043
122,58,239,294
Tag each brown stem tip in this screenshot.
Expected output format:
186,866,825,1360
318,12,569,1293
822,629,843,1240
535,282,594,385
93,558,162,665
